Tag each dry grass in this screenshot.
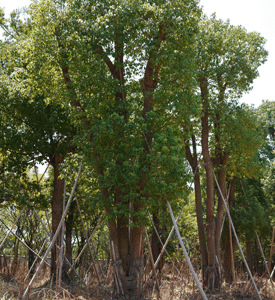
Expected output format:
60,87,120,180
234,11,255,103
1,261,275,300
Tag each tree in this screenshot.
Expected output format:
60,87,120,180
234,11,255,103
26,0,200,297
184,14,268,288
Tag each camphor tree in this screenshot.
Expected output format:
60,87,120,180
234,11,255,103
184,14,268,288
25,0,200,297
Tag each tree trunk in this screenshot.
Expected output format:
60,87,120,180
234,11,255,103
65,200,75,265
200,76,219,290
185,136,208,284
246,240,254,276
215,165,227,263
50,154,68,282
222,178,236,283
108,218,144,299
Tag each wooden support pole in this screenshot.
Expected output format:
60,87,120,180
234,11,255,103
58,178,66,286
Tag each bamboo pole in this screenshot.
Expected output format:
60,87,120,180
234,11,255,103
255,232,274,288
214,172,262,300
22,160,83,300
111,240,124,295
144,228,160,292
75,198,102,282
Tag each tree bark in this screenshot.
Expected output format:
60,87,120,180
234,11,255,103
185,136,208,284
246,240,254,275
200,77,219,290
222,178,236,283
50,154,68,282
65,200,76,265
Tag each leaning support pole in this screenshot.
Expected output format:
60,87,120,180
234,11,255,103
29,198,83,283
142,132,208,300
166,201,208,300
22,161,83,300
213,172,262,300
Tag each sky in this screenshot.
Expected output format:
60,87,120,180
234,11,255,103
1,0,274,107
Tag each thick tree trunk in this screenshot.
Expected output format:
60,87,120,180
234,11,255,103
185,136,208,284
200,77,220,290
28,249,36,278
108,212,144,299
